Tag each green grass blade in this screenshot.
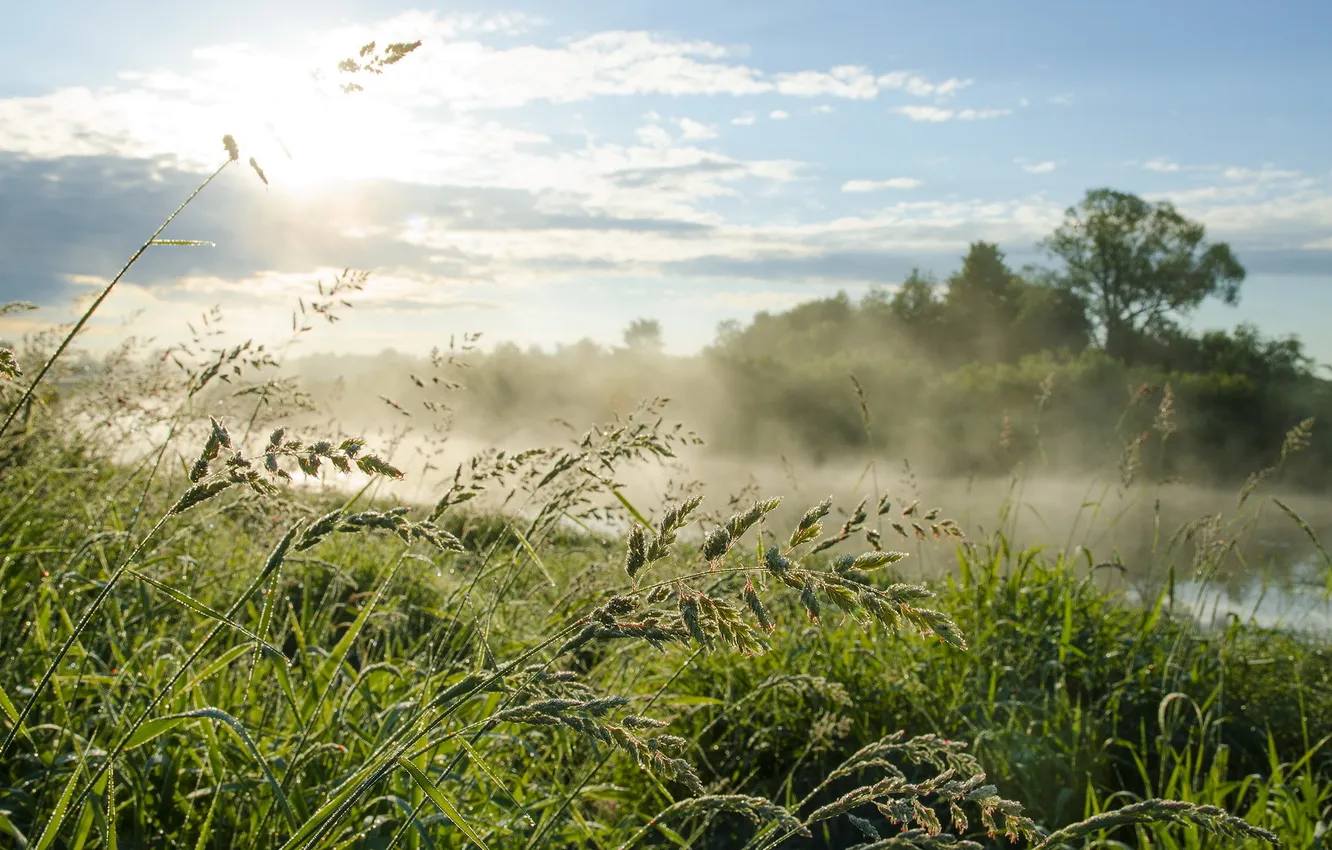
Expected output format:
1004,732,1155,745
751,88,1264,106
180,642,251,695
127,567,283,653
0,809,29,849
307,564,398,712
608,486,654,530
397,756,490,849
455,737,534,827
246,564,284,696
33,750,84,850
1273,497,1332,568
125,708,300,831
191,786,221,850
123,713,196,750
0,686,21,727
510,525,556,588
104,763,116,850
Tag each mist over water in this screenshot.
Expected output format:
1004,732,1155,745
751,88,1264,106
153,376,1332,632
82,317,1332,636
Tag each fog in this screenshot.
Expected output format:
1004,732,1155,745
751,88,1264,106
41,284,1332,636
139,340,1326,634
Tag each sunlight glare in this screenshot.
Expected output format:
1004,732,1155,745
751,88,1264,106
196,45,428,192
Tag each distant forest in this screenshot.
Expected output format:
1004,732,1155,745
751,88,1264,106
224,188,1331,488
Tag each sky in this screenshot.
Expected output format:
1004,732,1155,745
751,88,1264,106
1,0,1330,362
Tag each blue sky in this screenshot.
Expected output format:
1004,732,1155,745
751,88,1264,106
1,0,1330,362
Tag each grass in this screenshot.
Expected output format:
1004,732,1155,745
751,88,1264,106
1,51,1330,847
0,383,1327,848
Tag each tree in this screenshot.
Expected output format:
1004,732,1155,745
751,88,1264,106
1042,188,1246,362
622,318,664,353
944,242,1015,317
1007,278,1092,357
941,242,1023,361
889,269,943,328
713,319,743,347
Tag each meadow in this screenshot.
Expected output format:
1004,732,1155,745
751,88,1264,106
3,340,1331,850
2,71,1332,848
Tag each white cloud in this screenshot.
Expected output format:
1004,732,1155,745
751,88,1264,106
1021,161,1056,174
1143,157,1180,172
0,14,996,185
635,124,675,148
1138,166,1332,249
774,65,878,99
895,105,1010,122
877,71,973,98
895,105,952,123
677,117,718,140
841,177,923,192
1048,93,1075,106
770,67,970,101
957,108,1011,120
392,195,1075,283
1019,96,1030,107
731,113,755,126
172,267,496,309
1222,166,1300,182
769,109,790,120
812,104,834,114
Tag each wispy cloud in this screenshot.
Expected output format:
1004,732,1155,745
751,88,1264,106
876,71,973,98
1223,166,1301,182
1021,161,1056,174
768,109,790,120
1143,157,1181,172
774,65,879,99
677,118,718,140
895,105,1011,122
1142,165,1332,250
841,177,923,192
770,67,972,100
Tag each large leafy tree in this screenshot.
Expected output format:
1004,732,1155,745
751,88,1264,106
1042,188,1246,362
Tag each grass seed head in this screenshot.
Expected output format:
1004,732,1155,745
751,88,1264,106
625,524,647,578
702,525,731,561
790,497,833,548
743,579,774,633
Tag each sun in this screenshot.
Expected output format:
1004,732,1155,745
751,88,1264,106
201,46,422,193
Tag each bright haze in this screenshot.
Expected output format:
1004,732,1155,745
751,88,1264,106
1,0,1330,362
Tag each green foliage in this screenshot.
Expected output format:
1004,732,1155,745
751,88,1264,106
1042,188,1247,362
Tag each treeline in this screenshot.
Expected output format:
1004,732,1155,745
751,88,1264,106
287,189,1329,487
698,192,1322,479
